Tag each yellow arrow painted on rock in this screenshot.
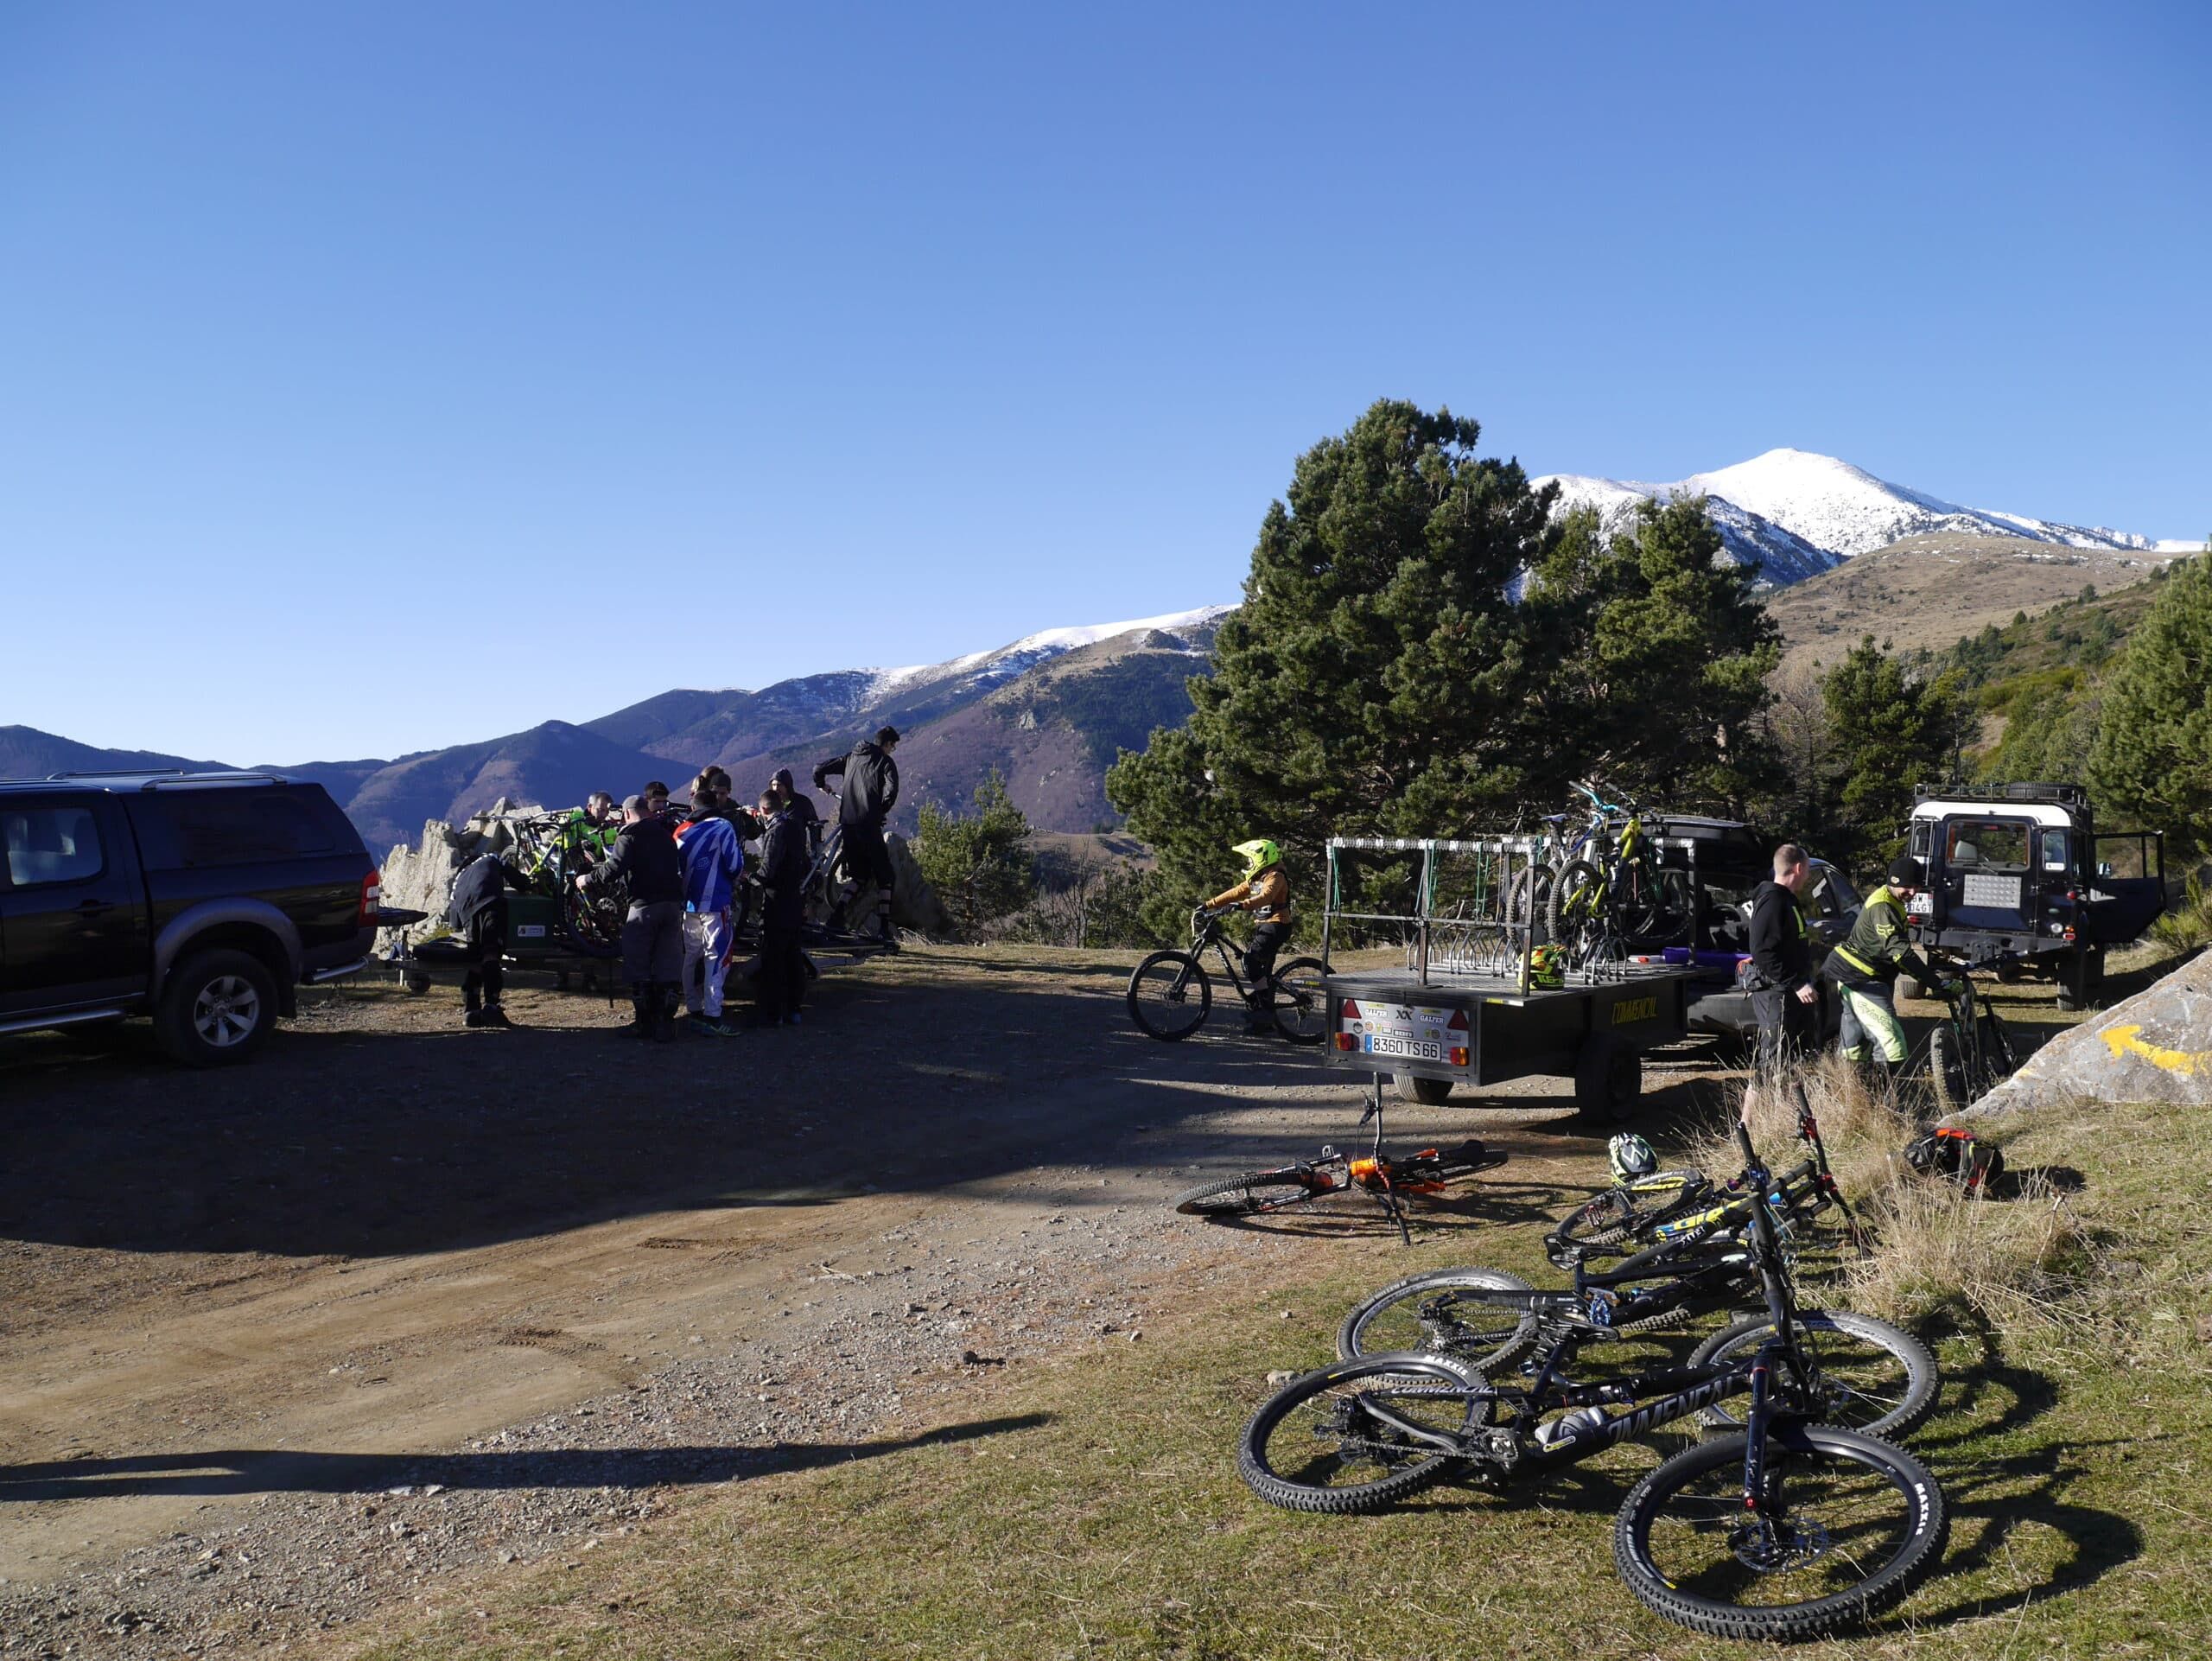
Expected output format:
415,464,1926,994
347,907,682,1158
2100,1024,2211,1078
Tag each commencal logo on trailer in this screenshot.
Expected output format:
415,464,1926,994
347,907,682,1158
1612,996,1659,1027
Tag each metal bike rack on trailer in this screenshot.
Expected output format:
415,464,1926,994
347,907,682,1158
1318,835,1701,1123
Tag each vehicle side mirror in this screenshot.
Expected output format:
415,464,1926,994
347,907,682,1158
2097,862,2115,879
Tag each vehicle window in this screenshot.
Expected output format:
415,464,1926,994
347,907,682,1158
2037,828,2071,874
2,805,106,888
149,791,338,868
1946,820,2028,872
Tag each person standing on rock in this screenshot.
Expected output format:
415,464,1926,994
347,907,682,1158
753,787,812,1026
676,782,744,1035
1746,843,1821,1072
811,726,901,950
577,793,684,1041
447,848,530,1028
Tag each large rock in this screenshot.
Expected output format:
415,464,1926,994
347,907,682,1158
1966,950,2212,1117
377,799,542,948
886,832,949,935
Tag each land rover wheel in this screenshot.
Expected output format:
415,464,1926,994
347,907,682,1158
157,948,279,1066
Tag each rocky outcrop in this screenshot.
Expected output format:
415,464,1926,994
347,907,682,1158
1966,950,2212,1117
378,799,542,948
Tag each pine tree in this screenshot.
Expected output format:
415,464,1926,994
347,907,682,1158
912,772,1037,940
2089,553,2212,861
1819,637,1968,873
1106,400,1781,931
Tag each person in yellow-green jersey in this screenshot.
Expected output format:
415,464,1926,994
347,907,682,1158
1821,854,1953,1086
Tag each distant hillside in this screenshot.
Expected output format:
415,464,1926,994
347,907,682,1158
1767,535,2187,677
711,622,1218,834
0,725,229,779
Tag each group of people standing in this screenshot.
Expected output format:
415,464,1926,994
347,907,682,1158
1746,843,1954,1083
442,725,903,1040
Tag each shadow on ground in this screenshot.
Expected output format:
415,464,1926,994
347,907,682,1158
0,1415,1050,1504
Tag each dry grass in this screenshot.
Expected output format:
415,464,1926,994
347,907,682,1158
1685,1055,2094,1331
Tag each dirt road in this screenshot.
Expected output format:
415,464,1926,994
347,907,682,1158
0,947,1731,1655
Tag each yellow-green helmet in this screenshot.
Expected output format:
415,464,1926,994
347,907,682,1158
1232,837,1282,879
1528,943,1567,990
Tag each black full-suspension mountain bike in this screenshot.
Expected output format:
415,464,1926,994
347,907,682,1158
1239,1119,1949,1642
1548,1081,1871,1264
1126,907,1328,1044
1921,969,2022,1115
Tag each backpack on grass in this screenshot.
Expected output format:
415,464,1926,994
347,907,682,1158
1904,1126,2005,1197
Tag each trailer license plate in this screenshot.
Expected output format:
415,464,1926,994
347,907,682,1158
1364,1034,1441,1060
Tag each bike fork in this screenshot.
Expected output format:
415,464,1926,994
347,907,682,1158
1358,1078,1414,1247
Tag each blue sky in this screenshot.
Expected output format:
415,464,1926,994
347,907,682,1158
3,1,2205,764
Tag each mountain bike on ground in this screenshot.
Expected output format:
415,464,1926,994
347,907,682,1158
1241,1117,1948,1641
1172,1085,1507,1245
1548,1081,1870,1263
1126,907,1328,1045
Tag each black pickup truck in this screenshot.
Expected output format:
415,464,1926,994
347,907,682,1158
0,771,396,1064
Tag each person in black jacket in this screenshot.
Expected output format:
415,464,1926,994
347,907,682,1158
811,726,900,949
577,794,685,1041
448,849,531,1028
753,792,812,1026
1747,843,1820,1071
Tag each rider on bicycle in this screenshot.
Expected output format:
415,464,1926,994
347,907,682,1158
1206,837,1293,1033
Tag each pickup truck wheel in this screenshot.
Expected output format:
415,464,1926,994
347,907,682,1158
1574,1034,1642,1123
157,948,279,1066
1395,1074,1453,1106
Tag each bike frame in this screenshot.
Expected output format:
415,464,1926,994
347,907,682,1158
1350,1120,1814,1515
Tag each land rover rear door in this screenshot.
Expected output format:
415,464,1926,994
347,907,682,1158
1933,815,2037,934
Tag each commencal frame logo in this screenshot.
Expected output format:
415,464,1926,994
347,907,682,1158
1611,996,1659,1027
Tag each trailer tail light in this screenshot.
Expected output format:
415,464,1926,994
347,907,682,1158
359,869,382,926
1448,1009,1469,1030
1448,1047,1469,1067
1334,1033,1357,1052
1339,999,1361,1020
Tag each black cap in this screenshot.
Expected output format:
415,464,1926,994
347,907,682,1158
1887,855,1924,888
875,725,901,746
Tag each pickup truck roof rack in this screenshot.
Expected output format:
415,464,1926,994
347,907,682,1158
43,769,293,789
1913,780,2088,808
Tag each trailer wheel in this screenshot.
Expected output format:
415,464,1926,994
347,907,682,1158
403,971,432,996
1574,1034,1641,1123
1395,1074,1453,1106
1995,958,2023,984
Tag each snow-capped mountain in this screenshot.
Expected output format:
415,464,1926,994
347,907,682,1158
1536,449,2182,583
863,605,1232,704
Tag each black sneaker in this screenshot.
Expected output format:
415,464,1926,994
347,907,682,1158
463,1009,486,1029
480,1006,514,1029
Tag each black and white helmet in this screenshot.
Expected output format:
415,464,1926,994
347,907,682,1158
1607,1132,1658,1184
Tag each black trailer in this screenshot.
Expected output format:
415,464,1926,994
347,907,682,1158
1317,837,1697,1123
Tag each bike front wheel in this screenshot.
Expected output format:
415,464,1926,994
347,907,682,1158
1172,1168,1325,1218
1128,951,1211,1041
1688,1310,1938,1440
1613,1422,1947,1640
1550,1170,1714,1253
1268,956,1331,1045
1239,1352,1486,1514
1335,1267,1540,1373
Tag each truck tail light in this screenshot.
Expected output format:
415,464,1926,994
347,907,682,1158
359,869,382,926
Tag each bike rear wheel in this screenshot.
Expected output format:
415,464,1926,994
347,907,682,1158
1927,1025,1967,1116
1613,1423,1947,1640
1551,1170,1713,1252
1688,1310,1938,1440
1172,1168,1324,1218
1128,951,1211,1041
1239,1353,1485,1514
1335,1267,1540,1372
1268,956,1331,1045
1548,859,1605,951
